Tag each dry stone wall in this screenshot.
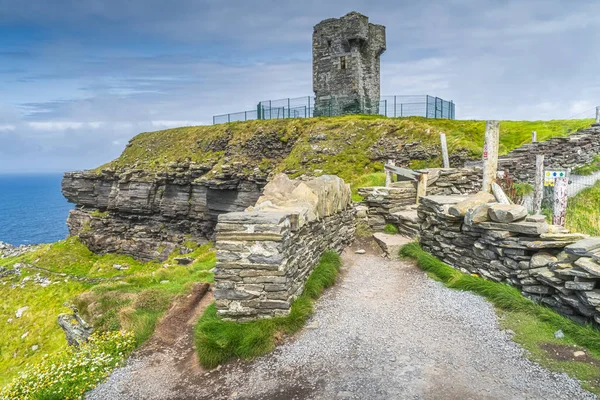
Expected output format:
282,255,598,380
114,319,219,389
214,174,355,321
357,168,482,234
498,124,600,183
417,194,600,324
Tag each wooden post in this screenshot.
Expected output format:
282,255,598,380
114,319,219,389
596,106,600,124
440,133,450,168
416,172,428,204
385,160,395,187
533,155,544,214
532,130,537,143
481,120,500,193
553,176,568,226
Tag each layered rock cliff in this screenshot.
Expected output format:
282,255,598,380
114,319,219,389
62,166,265,261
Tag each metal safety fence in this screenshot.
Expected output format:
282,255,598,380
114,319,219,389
213,94,455,124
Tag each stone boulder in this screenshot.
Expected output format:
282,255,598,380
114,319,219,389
465,203,495,225
250,173,351,228
530,252,558,268
488,204,528,223
448,192,496,217
57,309,94,347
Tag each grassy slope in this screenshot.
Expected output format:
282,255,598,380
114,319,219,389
0,238,216,387
401,242,600,395
98,116,593,189
194,251,342,368
566,181,600,236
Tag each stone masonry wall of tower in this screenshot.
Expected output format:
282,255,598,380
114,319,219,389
312,12,386,116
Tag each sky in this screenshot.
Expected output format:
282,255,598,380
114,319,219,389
1,0,599,173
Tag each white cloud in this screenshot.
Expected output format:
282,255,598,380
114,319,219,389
0,124,16,131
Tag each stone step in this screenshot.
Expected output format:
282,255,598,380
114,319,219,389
391,210,419,224
372,233,413,258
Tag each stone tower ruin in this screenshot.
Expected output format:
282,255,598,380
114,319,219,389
312,11,386,116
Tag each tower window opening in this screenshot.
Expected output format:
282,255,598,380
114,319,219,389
340,56,346,70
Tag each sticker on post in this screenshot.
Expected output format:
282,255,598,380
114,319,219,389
544,170,566,187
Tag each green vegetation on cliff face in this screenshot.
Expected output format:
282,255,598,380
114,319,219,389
0,238,216,388
97,116,593,188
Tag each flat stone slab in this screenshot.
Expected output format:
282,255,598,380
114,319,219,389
476,221,549,235
565,237,600,256
574,257,600,277
373,233,412,258
391,210,419,224
540,233,589,241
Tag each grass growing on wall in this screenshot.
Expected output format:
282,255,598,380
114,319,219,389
400,242,600,394
573,155,600,176
194,251,342,368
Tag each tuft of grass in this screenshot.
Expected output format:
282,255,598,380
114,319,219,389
384,224,399,234
400,242,600,394
90,210,109,218
355,221,373,238
514,182,534,197
573,155,600,176
194,251,342,368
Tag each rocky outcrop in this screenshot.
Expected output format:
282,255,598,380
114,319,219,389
57,308,94,347
214,174,355,321
62,165,265,261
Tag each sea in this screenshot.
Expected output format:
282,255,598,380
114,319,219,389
0,174,73,246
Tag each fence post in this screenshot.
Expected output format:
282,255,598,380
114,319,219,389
416,172,429,204
213,116,216,125
384,100,387,117
394,96,397,117
553,176,569,226
228,114,230,123
532,131,537,143
435,97,440,118
482,120,500,193
596,106,600,124
245,111,247,121
533,155,544,214
288,98,291,118
385,160,395,187
308,96,311,117
440,133,450,168
401,103,403,117
425,95,429,118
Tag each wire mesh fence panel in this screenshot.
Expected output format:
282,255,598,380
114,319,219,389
213,94,455,124
568,173,600,197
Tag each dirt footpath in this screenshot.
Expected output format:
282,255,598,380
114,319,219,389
88,240,596,400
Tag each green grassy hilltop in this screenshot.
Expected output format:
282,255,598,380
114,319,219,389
98,116,593,188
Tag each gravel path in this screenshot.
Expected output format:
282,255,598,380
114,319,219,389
88,241,596,400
